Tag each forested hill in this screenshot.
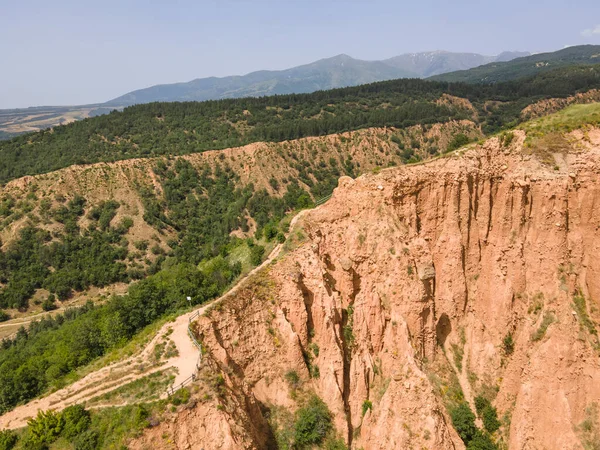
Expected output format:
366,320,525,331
430,45,600,83
1,63,600,184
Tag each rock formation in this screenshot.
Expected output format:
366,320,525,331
131,128,600,449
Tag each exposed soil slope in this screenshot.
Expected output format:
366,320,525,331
0,121,478,318
131,125,600,449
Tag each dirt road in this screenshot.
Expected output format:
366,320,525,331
0,208,310,430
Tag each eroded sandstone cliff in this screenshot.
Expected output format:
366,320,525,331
132,128,600,449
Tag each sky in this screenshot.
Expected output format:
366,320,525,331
1,0,600,109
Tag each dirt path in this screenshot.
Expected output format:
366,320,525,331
0,208,310,430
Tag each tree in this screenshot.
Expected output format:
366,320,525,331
26,409,64,446
450,402,477,443
474,395,501,434
294,395,332,448
250,245,265,266
62,404,91,440
467,431,497,450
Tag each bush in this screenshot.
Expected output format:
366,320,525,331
361,400,373,416
447,133,471,152
73,430,99,450
467,431,497,450
133,404,150,429
450,402,477,443
531,312,555,341
26,409,64,446
263,223,278,241
473,396,500,433
0,310,9,322
324,436,348,450
62,404,91,440
284,370,300,389
502,333,514,355
294,395,332,448
0,430,18,450
250,245,265,266
42,296,57,312
169,387,191,405
481,405,501,434
474,396,488,416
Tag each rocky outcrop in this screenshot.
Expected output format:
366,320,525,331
521,89,600,120
134,128,600,449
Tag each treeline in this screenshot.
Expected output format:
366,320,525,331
1,64,600,183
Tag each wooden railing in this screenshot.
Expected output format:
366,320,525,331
315,193,332,206
188,310,202,351
166,373,197,396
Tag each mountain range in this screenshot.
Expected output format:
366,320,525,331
106,50,529,106
0,50,528,139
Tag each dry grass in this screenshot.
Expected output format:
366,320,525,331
521,103,600,164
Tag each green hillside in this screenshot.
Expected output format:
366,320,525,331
429,45,600,83
2,63,600,185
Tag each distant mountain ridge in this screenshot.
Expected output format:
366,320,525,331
105,50,529,106
0,49,529,138
430,45,600,83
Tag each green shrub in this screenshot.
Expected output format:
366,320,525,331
482,406,501,434
573,293,598,336
73,430,99,450
474,396,488,416
0,430,17,450
284,370,300,389
62,404,92,440
250,245,265,266
362,400,373,416
0,310,9,322
450,402,477,443
447,133,471,152
26,409,64,446
132,404,150,429
169,387,191,405
474,396,501,434
531,312,555,341
309,365,320,379
502,333,514,355
134,240,149,251
500,132,515,148
324,436,348,450
263,223,278,241
42,296,57,312
294,395,332,448
467,431,497,450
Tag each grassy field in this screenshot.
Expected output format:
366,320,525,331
521,103,600,137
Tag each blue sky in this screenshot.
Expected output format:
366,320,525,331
1,0,599,108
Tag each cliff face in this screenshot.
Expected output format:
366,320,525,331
132,128,600,449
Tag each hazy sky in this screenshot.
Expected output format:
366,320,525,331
1,0,600,108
